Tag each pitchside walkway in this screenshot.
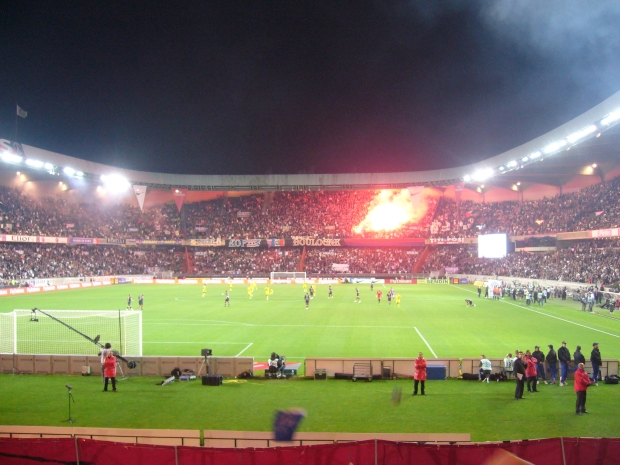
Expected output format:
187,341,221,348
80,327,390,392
0,425,470,447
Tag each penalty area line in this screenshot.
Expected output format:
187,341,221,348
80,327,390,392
414,327,437,358
236,343,253,357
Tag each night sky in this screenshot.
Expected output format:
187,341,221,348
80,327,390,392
1,2,619,176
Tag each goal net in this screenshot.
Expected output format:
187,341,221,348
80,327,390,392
0,309,142,356
270,272,307,281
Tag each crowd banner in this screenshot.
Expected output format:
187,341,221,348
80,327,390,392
133,185,147,211
0,234,68,244
331,263,349,272
588,227,620,238
172,188,188,212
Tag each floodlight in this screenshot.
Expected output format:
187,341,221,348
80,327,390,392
63,167,76,176
567,124,597,144
1,152,23,164
471,168,493,182
75,171,84,177
529,151,541,159
498,166,505,171
101,174,130,192
44,163,54,171
25,159,44,168
506,160,517,168
463,174,471,182
521,156,529,162
601,110,620,126
542,140,566,154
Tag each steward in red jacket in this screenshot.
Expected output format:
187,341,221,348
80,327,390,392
574,363,591,415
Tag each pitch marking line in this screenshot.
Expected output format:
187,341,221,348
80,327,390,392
236,343,253,357
414,327,437,358
147,320,424,329
449,285,620,339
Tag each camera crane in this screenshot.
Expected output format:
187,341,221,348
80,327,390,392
32,308,138,369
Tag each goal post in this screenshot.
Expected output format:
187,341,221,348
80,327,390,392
0,309,142,356
270,271,307,281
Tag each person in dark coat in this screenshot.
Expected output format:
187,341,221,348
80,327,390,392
513,351,526,400
573,345,586,365
574,363,591,415
546,344,558,384
558,341,571,386
590,343,602,386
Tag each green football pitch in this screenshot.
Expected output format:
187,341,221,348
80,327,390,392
1,283,619,361
2,282,620,441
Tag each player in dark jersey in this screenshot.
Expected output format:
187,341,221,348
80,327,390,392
355,288,361,303
126,294,133,310
224,291,230,307
387,291,392,305
138,294,144,310
328,286,333,299
304,293,310,309
309,286,314,299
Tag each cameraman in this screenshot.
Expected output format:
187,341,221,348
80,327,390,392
269,352,286,378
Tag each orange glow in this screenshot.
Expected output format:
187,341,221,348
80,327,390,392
354,189,427,233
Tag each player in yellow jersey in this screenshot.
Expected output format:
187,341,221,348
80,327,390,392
395,293,401,308
248,286,254,299
302,282,308,293
202,284,207,298
311,284,317,297
265,286,274,300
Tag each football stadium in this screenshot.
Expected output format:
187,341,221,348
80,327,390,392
1,87,620,464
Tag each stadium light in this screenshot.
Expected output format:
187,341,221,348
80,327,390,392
63,167,76,176
498,166,505,171
1,152,23,164
521,156,529,162
101,174,130,192
542,140,567,154
506,160,518,168
75,171,84,177
471,168,493,182
25,159,45,169
601,109,620,126
567,124,597,144
463,174,471,182
529,151,541,159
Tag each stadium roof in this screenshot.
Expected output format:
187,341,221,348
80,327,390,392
3,91,620,195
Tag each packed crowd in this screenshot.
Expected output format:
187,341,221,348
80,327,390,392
0,187,437,240
0,243,183,282
430,176,620,238
421,240,620,285
2,175,619,241
192,248,301,275
303,248,420,274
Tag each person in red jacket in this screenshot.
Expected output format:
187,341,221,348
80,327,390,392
413,352,427,396
574,362,591,415
524,350,539,393
103,351,118,392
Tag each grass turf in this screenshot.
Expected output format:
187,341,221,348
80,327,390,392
1,283,619,441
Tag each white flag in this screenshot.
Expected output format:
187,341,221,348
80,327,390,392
16,105,28,118
133,185,147,211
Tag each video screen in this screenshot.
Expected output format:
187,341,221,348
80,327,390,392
478,234,507,258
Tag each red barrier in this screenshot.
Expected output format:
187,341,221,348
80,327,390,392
0,438,76,465
2,437,620,465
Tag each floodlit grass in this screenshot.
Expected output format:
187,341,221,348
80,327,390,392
1,282,620,441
